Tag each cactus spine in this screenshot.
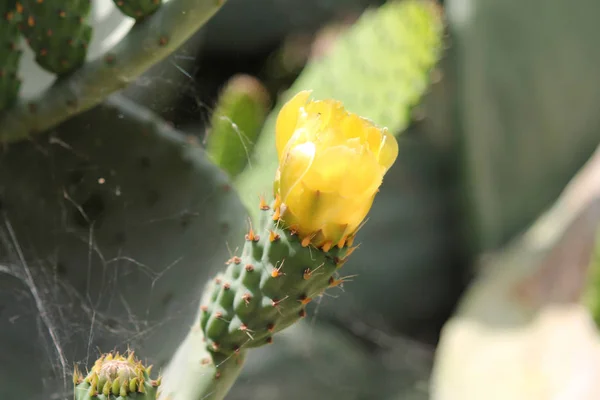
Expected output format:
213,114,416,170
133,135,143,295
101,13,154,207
74,351,160,400
0,1,22,111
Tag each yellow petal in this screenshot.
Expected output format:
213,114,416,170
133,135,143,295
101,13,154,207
276,90,312,159
279,141,315,202
303,145,382,198
377,128,398,170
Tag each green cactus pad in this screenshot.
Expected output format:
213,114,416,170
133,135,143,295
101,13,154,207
198,202,355,356
74,351,160,400
285,0,445,133
206,74,271,179
0,1,22,110
112,0,162,19
18,0,92,75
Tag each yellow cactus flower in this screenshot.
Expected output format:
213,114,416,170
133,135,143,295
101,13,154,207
273,90,398,249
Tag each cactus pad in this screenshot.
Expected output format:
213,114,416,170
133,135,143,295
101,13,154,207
199,201,356,356
288,0,445,132
18,0,92,75
74,351,160,399
206,74,271,178
0,1,22,110
112,0,162,19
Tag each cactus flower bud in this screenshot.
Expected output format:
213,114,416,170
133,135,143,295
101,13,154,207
273,90,398,249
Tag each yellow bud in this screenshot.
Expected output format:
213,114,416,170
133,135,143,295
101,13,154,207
274,91,398,247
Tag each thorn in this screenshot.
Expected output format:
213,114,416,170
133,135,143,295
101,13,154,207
201,358,210,365
259,195,270,210
272,206,281,221
266,337,273,344
200,305,208,312
298,294,312,305
215,277,222,285
245,218,260,242
274,193,282,209
321,240,333,252
214,311,223,319
241,293,252,305
303,263,324,280
301,235,311,247
299,309,306,318
271,259,286,278
211,342,220,351
346,235,355,247
214,371,222,380
226,256,242,265
244,264,254,272
328,274,358,288
223,282,231,290
337,234,348,249
269,230,280,242
266,323,275,332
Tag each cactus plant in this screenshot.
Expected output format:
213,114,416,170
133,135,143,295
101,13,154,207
160,89,400,399
3,0,599,398
0,1,22,111
0,94,247,399
0,0,227,143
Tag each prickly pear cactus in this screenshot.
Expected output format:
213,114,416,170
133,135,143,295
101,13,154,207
0,1,22,111
159,90,400,400
74,351,160,399
113,0,162,19
0,0,227,143
18,0,92,75
0,95,247,400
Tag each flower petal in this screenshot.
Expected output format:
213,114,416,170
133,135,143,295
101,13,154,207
303,145,382,198
279,141,315,202
276,90,312,159
377,128,399,170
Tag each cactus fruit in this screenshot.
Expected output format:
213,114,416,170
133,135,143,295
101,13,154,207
0,1,23,110
206,74,271,178
0,0,227,143
113,0,163,20
74,351,160,400
235,0,445,221
198,204,357,355
18,0,93,75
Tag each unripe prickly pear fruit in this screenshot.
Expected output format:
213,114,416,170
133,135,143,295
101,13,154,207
73,351,160,400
